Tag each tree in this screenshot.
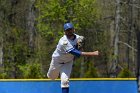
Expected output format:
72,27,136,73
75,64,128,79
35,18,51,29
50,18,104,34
0,5,4,69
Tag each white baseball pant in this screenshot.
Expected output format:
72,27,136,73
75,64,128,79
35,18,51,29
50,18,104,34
47,58,73,88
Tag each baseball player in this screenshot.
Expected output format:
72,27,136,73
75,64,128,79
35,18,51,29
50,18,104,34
47,22,99,93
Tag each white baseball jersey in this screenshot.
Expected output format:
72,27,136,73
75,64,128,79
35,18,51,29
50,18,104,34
52,34,80,63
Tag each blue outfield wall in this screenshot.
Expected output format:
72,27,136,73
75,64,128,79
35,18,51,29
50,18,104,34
0,78,138,93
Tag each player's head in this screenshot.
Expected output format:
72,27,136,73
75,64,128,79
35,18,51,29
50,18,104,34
63,23,74,31
63,23,75,37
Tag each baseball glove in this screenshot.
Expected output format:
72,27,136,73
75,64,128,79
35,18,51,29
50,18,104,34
76,36,85,50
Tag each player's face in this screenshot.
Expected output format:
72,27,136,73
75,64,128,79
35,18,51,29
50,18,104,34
65,28,74,37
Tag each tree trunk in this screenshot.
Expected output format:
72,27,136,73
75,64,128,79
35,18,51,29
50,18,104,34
0,25,3,67
137,31,140,93
27,0,36,53
126,0,133,71
112,0,121,77
136,0,140,92
0,3,4,72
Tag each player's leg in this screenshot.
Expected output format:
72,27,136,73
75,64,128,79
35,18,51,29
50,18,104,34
60,61,73,93
47,58,61,80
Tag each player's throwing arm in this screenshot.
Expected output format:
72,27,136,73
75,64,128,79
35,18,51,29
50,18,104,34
81,51,99,56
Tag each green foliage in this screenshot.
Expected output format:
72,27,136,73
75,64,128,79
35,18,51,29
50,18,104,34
18,63,43,79
74,0,100,29
36,0,65,41
0,73,8,79
3,27,28,64
0,67,8,79
118,68,134,78
84,62,98,78
35,0,100,38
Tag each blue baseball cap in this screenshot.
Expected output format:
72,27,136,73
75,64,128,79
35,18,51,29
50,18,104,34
63,23,74,31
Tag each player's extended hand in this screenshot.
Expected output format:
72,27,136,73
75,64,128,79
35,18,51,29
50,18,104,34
92,51,99,56
81,50,99,56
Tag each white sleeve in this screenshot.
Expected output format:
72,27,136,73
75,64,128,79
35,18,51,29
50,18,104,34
60,39,74,53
